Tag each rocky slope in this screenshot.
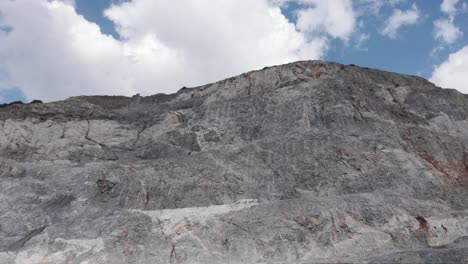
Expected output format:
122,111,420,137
1,60,468,263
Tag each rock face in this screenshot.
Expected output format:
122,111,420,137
1,60,468,263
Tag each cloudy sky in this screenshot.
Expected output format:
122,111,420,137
0,0,467,103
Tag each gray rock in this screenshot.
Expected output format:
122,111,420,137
0,60,468,263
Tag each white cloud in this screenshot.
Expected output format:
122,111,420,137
430,45,468,93
104,0,327,83
295,0,356,40
433,18,462,44
0,1,145,101
432,0,462,46
0,0,328,102
382,3,420,38
441,0,459,18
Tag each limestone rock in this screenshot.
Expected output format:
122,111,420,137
1,60,467,263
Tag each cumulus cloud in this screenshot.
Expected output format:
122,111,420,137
0,0,328,102
0,1,148,101
104,0,327,84
430,45,468,93
433,18,462,44
382,3,420,38
294,0,356,40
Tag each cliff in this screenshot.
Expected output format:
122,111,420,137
1,61,468,263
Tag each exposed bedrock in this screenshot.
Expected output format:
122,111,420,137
0,61,467,263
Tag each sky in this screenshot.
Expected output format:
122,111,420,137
0,0,467,103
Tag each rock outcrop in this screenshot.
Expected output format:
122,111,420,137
1,61,467,263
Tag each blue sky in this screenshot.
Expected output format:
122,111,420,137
0,0,467,103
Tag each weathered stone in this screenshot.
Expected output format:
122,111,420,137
203,130,221,142
0,60,467,263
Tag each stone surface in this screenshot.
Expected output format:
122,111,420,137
0,60,468,263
